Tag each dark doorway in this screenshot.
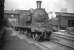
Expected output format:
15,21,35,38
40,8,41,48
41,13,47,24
68,20,74,27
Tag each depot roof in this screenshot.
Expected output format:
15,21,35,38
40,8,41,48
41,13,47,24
4,10,31,15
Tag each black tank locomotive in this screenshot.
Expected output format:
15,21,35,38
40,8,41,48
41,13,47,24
14,1,53,41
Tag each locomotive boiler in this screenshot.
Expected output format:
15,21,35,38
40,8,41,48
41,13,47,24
14,1,53,41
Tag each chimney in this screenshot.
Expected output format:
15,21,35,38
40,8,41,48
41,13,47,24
36,1,42,8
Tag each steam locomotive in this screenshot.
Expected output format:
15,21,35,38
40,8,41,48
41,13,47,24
12,1,54,41
13,1,53,41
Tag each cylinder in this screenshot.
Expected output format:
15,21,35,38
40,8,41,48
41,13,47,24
36,1,42,8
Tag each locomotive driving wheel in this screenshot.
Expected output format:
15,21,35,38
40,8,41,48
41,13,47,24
33,33,40,41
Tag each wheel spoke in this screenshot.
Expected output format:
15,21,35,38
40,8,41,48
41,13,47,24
33,33,40,41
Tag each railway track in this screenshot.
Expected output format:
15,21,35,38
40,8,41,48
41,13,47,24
50,31,74,49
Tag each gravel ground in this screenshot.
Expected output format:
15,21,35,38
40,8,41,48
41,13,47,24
1,28,42,50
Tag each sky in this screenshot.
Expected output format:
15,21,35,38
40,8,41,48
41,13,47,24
4,0,74,13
